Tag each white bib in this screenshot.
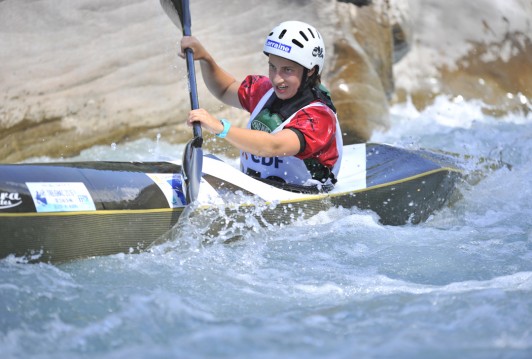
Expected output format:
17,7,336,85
240,89,343,186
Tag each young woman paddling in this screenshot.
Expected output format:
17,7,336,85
181,21,343,192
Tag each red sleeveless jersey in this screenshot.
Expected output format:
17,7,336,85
238,75,340,168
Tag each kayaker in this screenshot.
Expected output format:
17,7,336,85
181,21,343,191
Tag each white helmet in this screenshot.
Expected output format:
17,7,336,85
263,21,326,74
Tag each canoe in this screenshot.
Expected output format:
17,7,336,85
0,143,463,263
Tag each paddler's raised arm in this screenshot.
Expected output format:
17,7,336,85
180,36,242,109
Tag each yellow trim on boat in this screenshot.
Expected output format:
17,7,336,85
277,167,462,205
0,207,182,218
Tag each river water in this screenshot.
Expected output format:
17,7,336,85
1,95,531,358
1,0,532,357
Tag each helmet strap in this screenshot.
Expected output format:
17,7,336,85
299,66,320,93
297,68,310,95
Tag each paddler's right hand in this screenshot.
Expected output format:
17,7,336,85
179,36,210,61
187,109,224,135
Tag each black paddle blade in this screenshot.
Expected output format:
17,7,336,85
159,0,183,29
181,137,203,204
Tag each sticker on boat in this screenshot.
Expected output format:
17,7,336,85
145,173,186,208
0,191,23,210
26,182,96,212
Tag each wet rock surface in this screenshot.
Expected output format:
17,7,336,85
0,0,530,162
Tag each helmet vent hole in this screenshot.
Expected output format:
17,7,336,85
299,31,309,41
308,28,315,38
269,31,274,36
279,29,287,39
292,39,304,48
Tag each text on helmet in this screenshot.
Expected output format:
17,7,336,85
265,40,292,53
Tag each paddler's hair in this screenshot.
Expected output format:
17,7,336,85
303,66,321,89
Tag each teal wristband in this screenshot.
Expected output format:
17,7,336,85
216,118,231,138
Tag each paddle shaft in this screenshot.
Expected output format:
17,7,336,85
181,0,202,140
160,0,203,203
179,0,203,203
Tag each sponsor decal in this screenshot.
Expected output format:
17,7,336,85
251,155,284,168
146,173,186,208
265,39,291,53
0,192,23,210
26,182,96,212
243,152,284,169
250,120,272,133
312,46,324,58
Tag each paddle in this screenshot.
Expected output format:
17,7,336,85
160,0,203,204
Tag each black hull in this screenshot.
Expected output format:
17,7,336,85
0,144,464,263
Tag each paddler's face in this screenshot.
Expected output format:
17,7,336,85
268,54,306,100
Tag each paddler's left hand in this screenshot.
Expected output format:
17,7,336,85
187,109,224,135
